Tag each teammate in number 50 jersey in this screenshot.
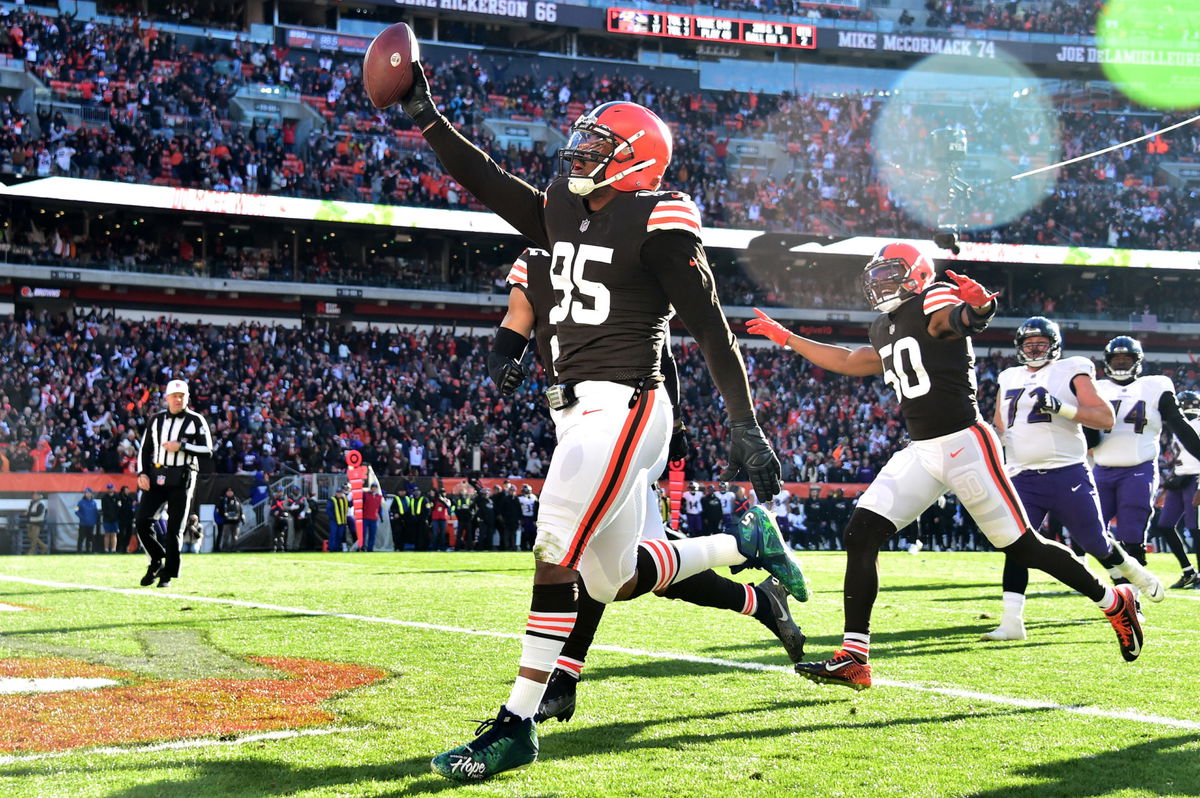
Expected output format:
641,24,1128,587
981,318,1161,643
748,242,1147,689
398,67,804,781
1093,336,1200,589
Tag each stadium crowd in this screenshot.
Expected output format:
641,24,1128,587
4,9,1200,252
918,0,1103,36
4,308,1200,484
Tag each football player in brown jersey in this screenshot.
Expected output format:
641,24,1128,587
495,246,808,725
749,243,1145,690
400,66,806,781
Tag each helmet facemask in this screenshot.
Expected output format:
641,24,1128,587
1014,317,1063,368
1104,337,1144,381
559,107,665,196
862,258,919,313
561,121,643,195
1178,391,1200,419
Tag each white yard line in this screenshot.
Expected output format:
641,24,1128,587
0,677,117,695
1,575,1196,732
0,725,367,766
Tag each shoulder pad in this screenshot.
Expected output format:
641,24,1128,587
1060,356,1096,377
505,248,547,289
1150,375,1175,393
646,194,702,236
922,282,960,316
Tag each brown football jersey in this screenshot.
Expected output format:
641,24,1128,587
538,179,702,386
868,282,981,440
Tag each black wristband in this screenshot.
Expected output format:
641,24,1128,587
949,301,995,337
492,326,529,360
966,300,997,327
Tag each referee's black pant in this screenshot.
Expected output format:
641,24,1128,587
135,481,192,579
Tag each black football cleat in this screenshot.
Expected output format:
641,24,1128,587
754,577,806,662
534,668,577,723
139,561,162,587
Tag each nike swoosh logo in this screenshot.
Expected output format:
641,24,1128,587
582,409,602,415
1071,485,1082,492
825,659,854,672
950,448,965,458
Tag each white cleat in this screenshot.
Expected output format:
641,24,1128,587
980,618,1027,642
1128,568,1166,603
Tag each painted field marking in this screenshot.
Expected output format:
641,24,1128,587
0,677,118,695
0,575,1196,732
0,726,367,766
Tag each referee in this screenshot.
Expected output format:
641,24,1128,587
135,379,213,588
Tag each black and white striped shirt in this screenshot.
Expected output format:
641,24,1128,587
138,409,214,473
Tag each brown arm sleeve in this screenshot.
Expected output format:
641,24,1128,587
422,117,550,248
644,232,754,424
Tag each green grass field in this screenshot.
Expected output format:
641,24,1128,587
0,550,1197,798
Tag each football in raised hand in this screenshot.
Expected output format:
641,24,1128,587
362,22,420,109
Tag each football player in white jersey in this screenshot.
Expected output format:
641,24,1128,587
771,486,792,540
1094,338,1200,589
681,481,705,536
1155,390,1200,588
518,485,539,550
716,482,737,531
981,318,1163,642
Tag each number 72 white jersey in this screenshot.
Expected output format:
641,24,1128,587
996,357,1094,473
1093,375,1173,467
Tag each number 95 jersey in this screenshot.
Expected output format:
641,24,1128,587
996,357,1094,473
542,180,702,385
868,283,981,441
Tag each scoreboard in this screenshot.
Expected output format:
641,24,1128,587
607,7,816,49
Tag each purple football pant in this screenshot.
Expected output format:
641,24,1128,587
1159,474,1199,531
1011,463,1112,557
1093,463,1157,546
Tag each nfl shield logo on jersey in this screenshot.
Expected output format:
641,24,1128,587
156,474,166,486
579,219,590,232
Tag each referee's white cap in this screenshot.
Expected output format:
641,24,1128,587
166,379,189,398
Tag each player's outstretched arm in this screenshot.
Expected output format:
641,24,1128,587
400,62,549,248
747,308,883,376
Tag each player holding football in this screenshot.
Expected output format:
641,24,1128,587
494,246,806,725
1093,338,1200,590
398,66,805,781
979,318,1162,642
749,243,1147,690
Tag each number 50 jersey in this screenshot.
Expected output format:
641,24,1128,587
868,283,980,440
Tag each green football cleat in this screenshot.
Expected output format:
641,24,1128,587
732,505,810,602
431,706,538,782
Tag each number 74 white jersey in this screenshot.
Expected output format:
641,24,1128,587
996,357,1094,473
1093,375,1173,467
